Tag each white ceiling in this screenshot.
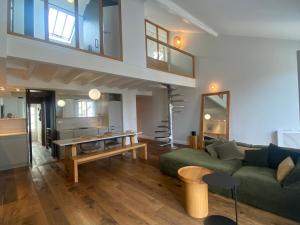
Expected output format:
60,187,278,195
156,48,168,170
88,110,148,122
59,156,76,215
147,0,300,40
145,1,203,34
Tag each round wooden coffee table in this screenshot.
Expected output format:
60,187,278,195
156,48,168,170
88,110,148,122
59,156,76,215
178,166,211,218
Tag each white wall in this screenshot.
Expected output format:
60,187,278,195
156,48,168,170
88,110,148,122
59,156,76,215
138,34,300,145
136,88,168,139
121,0,146,68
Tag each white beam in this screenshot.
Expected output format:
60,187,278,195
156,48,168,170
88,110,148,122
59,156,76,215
108,78,133,88
44,67,70,82
81,74,107,85
155,0,218,37
64,70,85,84
23,62,36,80
127,80,149,89
119,80,144,89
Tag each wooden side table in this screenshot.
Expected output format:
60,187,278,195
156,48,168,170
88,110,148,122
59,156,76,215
178,166,211,218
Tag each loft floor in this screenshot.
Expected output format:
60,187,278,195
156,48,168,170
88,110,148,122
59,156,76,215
0,140,299,225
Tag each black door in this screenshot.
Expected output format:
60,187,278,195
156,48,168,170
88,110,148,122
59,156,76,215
26,89,57,164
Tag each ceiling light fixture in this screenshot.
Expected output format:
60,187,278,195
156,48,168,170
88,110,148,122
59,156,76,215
67,0,74,3
0,87,5,91
57,99,66,108
15,88,20,92
89,89,101,100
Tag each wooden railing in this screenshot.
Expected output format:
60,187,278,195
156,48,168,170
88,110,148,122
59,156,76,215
146,36,195,78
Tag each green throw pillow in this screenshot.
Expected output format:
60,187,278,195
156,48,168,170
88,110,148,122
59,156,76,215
214,141,244,160
206,141,224,158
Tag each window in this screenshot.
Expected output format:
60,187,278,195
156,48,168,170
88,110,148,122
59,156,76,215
145,20,169,62
77,100,96,117
48,7,75,44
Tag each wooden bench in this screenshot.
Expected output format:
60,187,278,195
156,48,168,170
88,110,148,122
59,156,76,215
67,142,147,183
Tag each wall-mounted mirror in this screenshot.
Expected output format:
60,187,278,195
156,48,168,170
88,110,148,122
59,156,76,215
200,91,230,148
0,92,26,119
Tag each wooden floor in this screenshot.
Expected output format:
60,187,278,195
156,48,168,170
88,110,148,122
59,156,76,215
0,139,299,225
32,142,56,166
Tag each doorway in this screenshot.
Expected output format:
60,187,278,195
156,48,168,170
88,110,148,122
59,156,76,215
26,89,57,166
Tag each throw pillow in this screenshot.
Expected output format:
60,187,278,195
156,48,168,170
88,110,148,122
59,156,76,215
268,144,300,169
283,158,300,187
244,148,269,167
214,141,244,160
276,157,295,183
206,141,224,158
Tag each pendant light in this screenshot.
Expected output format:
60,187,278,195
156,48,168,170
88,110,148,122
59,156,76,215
89,89,101,100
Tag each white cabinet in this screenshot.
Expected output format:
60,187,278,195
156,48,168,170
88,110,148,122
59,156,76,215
108,101,123,132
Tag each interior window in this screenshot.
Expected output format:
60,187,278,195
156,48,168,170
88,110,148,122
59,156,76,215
145,20,169,62
78,100,95,117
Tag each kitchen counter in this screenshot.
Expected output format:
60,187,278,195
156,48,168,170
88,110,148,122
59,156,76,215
56,126,108,132
0,132,27,137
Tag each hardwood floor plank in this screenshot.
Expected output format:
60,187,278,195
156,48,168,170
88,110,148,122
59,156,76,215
38,163,120,225
30,167,72,225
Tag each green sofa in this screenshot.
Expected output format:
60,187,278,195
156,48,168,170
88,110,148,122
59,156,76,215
160,148,300,222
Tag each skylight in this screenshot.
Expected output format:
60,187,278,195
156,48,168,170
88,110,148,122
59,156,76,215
48,7,75,44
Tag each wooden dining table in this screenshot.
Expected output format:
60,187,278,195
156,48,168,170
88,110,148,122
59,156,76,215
53,131,147,182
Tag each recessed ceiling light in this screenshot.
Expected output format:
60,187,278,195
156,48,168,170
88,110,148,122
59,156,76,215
16,88,20,92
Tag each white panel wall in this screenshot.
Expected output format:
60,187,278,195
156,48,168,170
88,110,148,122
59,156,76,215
138,34,300,145
121,0,146,68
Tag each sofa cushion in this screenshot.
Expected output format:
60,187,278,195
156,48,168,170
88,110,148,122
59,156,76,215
268,144,300,169
276,157,295,183
160,148,242,177
244,148,269,167
215,141,244,160
206,141,224,158
283,158,300,187
233,166,300,221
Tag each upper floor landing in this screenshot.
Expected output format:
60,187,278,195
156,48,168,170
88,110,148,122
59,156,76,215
0,0,196,88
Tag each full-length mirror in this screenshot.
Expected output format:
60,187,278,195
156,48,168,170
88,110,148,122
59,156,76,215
200,91,230,147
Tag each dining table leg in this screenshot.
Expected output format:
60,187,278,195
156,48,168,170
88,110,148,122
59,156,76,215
64,144,77,180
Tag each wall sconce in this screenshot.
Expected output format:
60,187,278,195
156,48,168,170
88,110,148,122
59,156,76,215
204,114,211,120
174,36,182,48
209,83,219,92
0,87,5,91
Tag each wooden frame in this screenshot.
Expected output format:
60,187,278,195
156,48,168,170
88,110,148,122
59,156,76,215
144,19,195,78
7,0,123,62
199,91,230,148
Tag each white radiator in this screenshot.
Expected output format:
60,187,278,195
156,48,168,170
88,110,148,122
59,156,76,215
277,129,300,149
